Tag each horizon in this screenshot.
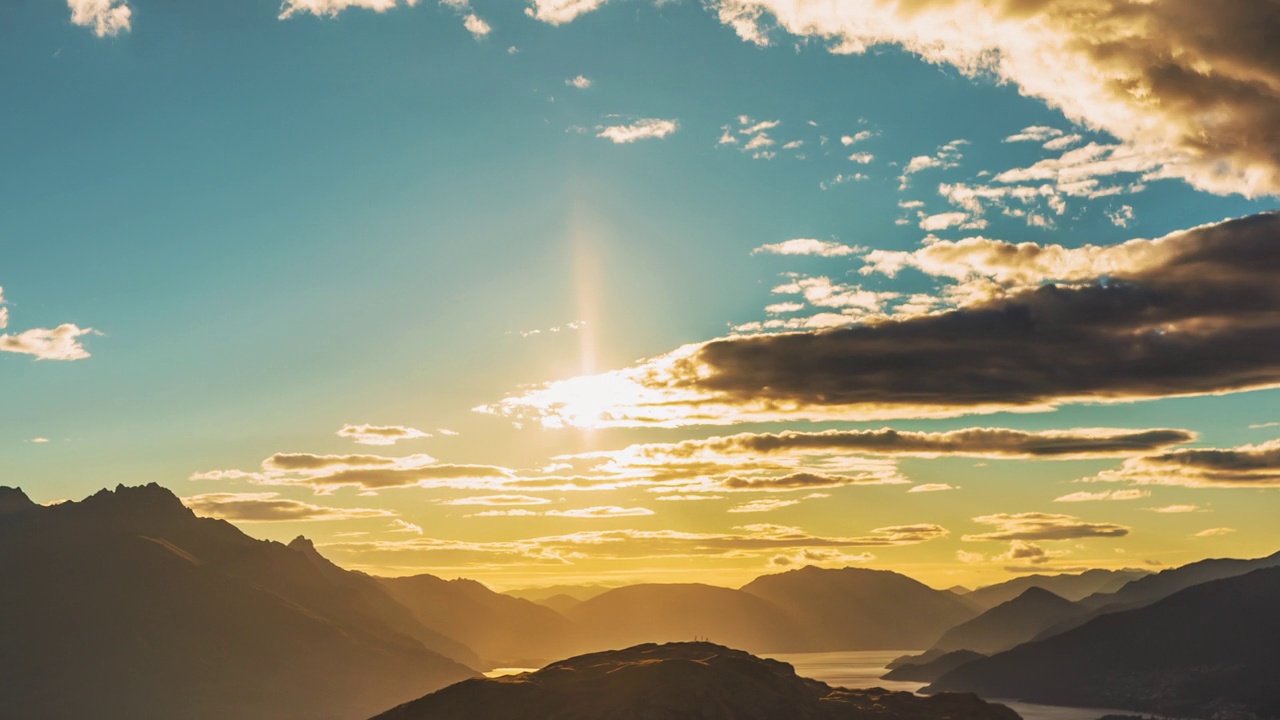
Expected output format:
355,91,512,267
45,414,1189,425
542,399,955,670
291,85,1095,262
5,0,1280,593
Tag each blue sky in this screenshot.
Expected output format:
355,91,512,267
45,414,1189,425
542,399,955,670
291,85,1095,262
4,0,1279,589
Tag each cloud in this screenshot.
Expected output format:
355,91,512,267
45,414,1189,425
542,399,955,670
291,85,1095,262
389,519,424,534
996,540,1055,565
1249,422,1280,429
279,0,416,19
28,437,51,444
597,118,678,143
1053,489,1150,503
727,498,802,514
571,427,1195,463
441,495,552,506
525,0,607,24
1005,126,1064,144
462,13,490,37
68,0,131,36
848,152,875,164
920,211,982,231
322,521,947,568
566,75,592,89
1,324,96,361
654,494,724,502
841,131,875,146
692,0,1280,195
908,483,956,493
963,512,1129,541
770,549,875,567
182,492,395,522
470,505,648,518
1148,504,1203,513
1193,527,1236,538
1086,439,1280,488
752,239,863,257
516,320,587,338
482,213,1280,427
336,424,431,446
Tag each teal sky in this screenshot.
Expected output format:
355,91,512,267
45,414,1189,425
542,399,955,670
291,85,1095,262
4,0,1279,589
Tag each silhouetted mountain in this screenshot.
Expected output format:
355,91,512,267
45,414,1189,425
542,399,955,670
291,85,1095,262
565,583,803,653
931,587,1083,654
0,485,37,514
1032,550,1280,640
380,574,579,665
371,642,1022,720
966,568,1150,609
882,649,987,683
0,484,476,720
741,566,979,650
927,566,1280,718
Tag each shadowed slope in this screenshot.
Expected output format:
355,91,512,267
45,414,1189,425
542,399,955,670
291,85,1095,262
966,569,1150,609
932,587,1083,654
371,642,1022,720
927,566,1280,718
0,484,476,720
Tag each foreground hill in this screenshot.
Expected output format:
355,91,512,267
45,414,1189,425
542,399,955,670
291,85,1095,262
380,574,579,665
0,484,475,720
927,566,1280,718
741,566,980,650
371,642,1022,720
966,568,1149,609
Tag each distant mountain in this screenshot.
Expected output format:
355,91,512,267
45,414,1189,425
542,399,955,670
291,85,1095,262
380,574,580,665
931,587,1083,654
966,568,1150,609
371,642,1021,720
927,566,1280,718
740,566,979,650
1080,550,1280,611
882,649,986,683
565,583,802,654
535,593,583,614
1032,550,1280,640
504,583,614,603
0,485,37,514
0,484,476,720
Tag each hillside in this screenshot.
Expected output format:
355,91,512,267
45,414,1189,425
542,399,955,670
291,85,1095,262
380,574,580,664
371,642,1021,720
931,587,1084,654
0,484,476,720
741,566,979,650
927,566,1280,718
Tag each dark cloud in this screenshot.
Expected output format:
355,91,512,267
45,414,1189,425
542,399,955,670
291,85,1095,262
1089,439,1280,487
629,427,1195,460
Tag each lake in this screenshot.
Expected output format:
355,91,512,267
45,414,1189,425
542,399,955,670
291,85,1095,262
765,650,1150,720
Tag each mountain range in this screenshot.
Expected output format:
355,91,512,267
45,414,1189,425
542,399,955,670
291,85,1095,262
4,482,1277,720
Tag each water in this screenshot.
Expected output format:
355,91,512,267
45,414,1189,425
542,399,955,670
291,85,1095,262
764,650,1151,720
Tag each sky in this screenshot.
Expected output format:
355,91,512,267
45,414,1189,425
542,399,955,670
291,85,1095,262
4,0,1280,591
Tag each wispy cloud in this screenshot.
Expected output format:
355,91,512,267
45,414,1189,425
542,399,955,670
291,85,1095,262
963,512,1129,541
336,424,431,446
183,492,395,522
597,118,678,143
751,239,862,258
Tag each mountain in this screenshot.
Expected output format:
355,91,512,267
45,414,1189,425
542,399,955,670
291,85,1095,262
931,587,1084,654
0,484,476,720
565,583,802,654
0,485,37,514
534,593,583,614
740,566,980,650
965,568,1150,609
1031,550,1280,640
379,574,580,665
504,583,614,603
927,566,1280,718
1080,550,1280,611
370,642,1021,720
882,649,987,683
